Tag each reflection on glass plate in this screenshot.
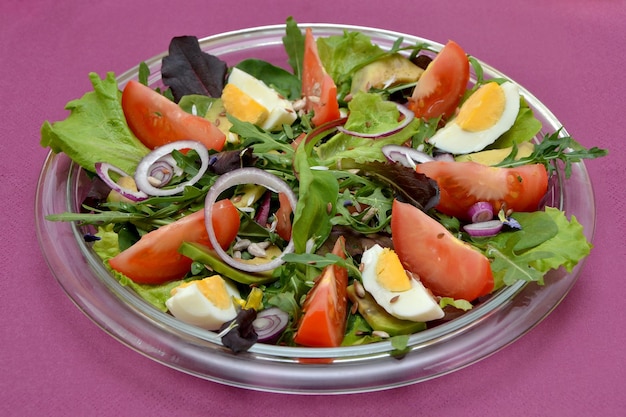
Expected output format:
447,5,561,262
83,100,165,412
35,24,596,394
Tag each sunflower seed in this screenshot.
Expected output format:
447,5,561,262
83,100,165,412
350,302,359,315
354,280,366,298
247,242,267,257
372,330,390,339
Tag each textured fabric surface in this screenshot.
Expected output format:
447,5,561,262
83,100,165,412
2,0,624,416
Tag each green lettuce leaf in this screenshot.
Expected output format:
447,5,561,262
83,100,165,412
317,32,385,97
489,97,542,149
317,93,421,165
484,207,592,288
40,72,149,174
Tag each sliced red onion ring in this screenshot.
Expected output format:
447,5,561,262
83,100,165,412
381,144,435,168
204,167,297,273
147,160,176,187
337,103,415,138
467,201,494,223
134,140,209,197
252,307,289,343
463,219,503,237
94,162,149,202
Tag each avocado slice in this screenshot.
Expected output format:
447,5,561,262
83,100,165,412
350,54,424,94
204,98,234,137
455,141,535,165
347,284,426,336
178,242,276,285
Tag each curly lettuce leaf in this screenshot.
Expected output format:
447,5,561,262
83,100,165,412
483,207,592,288
40,72,149,174
317,92,421,165
316,31,385,97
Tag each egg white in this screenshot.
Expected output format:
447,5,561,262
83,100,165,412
429,81,520,155
361,244,444,322
226,68,297,131
165,277,241,331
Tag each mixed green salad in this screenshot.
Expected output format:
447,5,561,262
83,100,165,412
41,18,606,354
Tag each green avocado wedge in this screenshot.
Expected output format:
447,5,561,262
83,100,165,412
346,284,426,336
178,242,277,285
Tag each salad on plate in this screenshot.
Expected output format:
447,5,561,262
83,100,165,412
40,17,606,354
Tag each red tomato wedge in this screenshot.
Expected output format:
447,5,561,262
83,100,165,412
293,236,348,347
415,161,549,220
408,40,470,120
301,27,341,127
121,80,226,151
108,199,240,285
391,199,494,301
274,192,293,241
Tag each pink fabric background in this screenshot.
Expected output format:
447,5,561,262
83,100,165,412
2,0,624,415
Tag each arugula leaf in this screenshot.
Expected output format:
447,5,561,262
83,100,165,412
496,129,608,177
282,16,305,79
282,251,362,278
40,72,149,174
332,184,392,234
227,115,294,157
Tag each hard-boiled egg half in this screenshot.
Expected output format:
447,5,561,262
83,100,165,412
428,81,520,154
165,275,241,331
361,244,444,322
221,67,297,131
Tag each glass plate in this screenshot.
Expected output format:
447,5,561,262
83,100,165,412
35,24,597,394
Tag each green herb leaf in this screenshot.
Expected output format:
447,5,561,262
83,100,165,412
282,16,305,79
496,129,608,177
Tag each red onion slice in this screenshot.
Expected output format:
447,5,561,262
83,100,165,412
463,220,503,237
134,140,209,197
204,167,297,273
337,103,415,138
94,162,149,202
381,144,435,168
147,160,175,187
467,201,494,223
252,307,289,343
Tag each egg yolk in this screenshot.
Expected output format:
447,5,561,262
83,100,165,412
221,83,269,125
455,82,505,132
375,248,412,292
171,276,232,309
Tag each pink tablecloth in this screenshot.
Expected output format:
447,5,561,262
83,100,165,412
2,1,624,416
